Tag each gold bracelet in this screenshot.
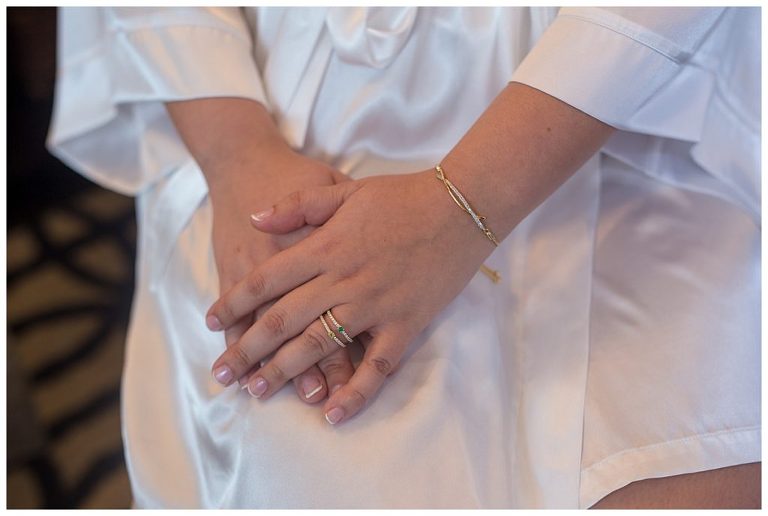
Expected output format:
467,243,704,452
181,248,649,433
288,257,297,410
435,165,500,246
435,164,501,283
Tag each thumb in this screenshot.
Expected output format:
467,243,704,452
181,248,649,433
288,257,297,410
250,182,357,234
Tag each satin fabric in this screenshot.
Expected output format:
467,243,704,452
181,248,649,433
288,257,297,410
47,7,760,508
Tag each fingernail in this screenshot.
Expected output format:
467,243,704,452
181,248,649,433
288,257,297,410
213,365,233,385
325,407,345,425
250,207,274,223
247,377,268,398
303,378,323,399
206,314,223,331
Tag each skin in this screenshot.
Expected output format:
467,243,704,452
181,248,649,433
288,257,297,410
169,85,760,509
590,462,760,509
165,98,357,403
207,81,615,422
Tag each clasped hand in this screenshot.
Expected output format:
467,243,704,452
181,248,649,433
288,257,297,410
207,170,493,425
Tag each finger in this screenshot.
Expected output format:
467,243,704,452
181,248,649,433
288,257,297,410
355,331,401,377
237,300,283,387
322,330,404,425
355,331,373,350
205,243,322,331
224,314,257,387
225,318,251,348
242,305,365,399
317,346,355,396
250,182,360,234
270,223,315,249
292,365,328,404
211,280,339,386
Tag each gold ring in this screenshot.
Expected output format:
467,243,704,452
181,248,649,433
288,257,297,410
325,309,354,344
319,312,346,348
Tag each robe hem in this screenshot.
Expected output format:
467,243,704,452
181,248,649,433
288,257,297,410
579,424,761,508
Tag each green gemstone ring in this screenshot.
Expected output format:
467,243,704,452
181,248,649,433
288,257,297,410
326,310,354,344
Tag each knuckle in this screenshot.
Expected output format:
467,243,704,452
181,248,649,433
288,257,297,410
364,280,388,300
315,235,339,258
268,362,287,383
367,355,394,377
230,345,252,369
245,272,268,299
348,388,368,407
302,327,331,359
262,309,288,338
216,301,236,324
320,358,349,378
287,190,303,208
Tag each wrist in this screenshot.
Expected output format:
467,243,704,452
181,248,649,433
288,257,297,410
427,158,519,245
413,169,497,264
204,140,301,207
203,135,293,199
165,97,295,197
205,147,340,217
436,82,614,242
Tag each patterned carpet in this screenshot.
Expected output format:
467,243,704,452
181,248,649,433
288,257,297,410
7,9,135,506
7,187,136,508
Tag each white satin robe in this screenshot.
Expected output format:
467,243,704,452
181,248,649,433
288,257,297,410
47,7,760,509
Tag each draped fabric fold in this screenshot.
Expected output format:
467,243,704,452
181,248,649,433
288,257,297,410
326,7,418,68
47,7,269,196
47,7,760,508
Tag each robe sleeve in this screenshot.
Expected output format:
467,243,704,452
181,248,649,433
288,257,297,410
511,7,760,221
46,7,269,196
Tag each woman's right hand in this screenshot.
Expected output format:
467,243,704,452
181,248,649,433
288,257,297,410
165,97,356,404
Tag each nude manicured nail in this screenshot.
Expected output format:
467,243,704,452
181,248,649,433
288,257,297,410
206,314,223,331
250,207,274,223
248,377,268,398
303,378,323,399
325,407,345,425
213,365,233,385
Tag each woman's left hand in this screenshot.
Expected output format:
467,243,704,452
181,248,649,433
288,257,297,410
206,169,496,425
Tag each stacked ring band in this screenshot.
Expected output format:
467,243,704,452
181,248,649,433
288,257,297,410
319,312,346,348
325,310,354,344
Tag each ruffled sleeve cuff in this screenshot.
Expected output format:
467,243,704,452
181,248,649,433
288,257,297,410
47,8,268,196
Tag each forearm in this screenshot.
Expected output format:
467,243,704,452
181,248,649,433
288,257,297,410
165,97,290,197
440,82,615,239
207,84,614,419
